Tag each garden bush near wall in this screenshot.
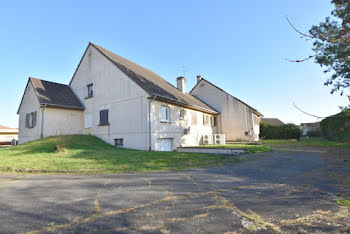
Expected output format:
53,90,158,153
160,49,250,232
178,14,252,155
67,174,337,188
260,122,302,140
320,110,350,143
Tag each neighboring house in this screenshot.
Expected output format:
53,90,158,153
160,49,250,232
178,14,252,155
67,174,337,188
300,122,320,135
0,125,18,145
190,76,262,142
17,42,261,150
261,118,285,126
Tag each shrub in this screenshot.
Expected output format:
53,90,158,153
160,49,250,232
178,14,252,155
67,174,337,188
307,129,322,137
260,122,301,140
320,109,350,143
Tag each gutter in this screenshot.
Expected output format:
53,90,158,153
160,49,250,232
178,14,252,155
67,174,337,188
148,95,157,151
41,104,47,138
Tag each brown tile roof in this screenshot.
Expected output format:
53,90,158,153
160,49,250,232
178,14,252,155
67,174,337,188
29,78,84,110
89,43,217,114
261,118,285,126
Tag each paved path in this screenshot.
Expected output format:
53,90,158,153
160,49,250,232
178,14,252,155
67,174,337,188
0,147,349,233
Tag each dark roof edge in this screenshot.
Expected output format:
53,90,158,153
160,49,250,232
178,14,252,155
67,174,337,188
190,78,263,117
17,78,41,114
88,42,154,96
151,95,218,114
68,43,91,86
40,103,85,111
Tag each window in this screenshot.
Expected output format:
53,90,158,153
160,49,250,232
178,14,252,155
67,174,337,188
203,115,210,126
203,115,216,127
87,84,94,98
179,109,185,120
99,109,109,126
161,106,170,122
191,112,197,125
85,113,92,128
212,116,217,126
115,138,124,147
25,111,37,128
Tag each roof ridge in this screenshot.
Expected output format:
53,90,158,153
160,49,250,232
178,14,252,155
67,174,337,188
83,43,217,113
191,78,262,116
29,77,69,86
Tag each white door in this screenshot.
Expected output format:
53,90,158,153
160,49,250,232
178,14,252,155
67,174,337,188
156,138,172,151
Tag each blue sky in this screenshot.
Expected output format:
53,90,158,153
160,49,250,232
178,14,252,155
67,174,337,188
0,0,348,128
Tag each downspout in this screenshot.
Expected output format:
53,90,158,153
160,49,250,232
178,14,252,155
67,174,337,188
41,104,47,138
244,105,248,132
148,95,157,151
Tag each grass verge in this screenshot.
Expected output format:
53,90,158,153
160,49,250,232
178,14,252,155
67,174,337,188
336,197,350,207
263,137,350,148
197,144,271,153
0,135,240,173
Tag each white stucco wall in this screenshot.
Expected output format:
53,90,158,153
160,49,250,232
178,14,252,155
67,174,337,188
150,100,217,150
191,80,260,142
70,45,150,150
18,81,84,144
42,108,83,137
18,82,42,144
69,45,218,150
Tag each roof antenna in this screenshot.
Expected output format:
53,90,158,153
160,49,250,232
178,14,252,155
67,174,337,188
180,64,187,77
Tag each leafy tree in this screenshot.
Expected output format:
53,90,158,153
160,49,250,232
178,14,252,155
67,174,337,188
309,0,350,99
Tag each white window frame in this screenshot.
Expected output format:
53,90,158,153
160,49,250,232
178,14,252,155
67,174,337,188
161,106,170,122
87,84,94,98
85,113,92,129
179,109,185,120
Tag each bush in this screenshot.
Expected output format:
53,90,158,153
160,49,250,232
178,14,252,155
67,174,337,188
320,109,350,143
306,129,322,137
260,122,302,140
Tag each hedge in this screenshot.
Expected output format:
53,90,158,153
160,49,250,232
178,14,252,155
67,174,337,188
260,122,301,140
320,109,350,143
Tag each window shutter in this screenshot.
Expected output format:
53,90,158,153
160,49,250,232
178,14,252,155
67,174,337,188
33,111,37,127
99,109,109,125
25,114,29,128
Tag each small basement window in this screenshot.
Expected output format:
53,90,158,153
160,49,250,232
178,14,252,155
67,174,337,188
87,84,94,98
115,138,123,147
99,109,109,126
161,106,170,122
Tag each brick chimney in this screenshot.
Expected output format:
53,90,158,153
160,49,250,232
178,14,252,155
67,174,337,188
197,75,202,83
177,76,186,93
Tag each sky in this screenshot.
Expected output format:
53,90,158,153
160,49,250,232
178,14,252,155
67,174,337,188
0,0,348,128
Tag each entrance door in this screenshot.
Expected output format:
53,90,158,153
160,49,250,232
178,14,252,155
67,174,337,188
156,138,172,151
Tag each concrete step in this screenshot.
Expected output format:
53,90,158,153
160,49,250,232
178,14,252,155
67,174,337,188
176,147,248,156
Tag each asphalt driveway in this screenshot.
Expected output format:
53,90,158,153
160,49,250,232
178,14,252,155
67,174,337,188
0,146,349,233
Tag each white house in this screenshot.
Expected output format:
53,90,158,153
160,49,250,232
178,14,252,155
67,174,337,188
17,43,262,151
190,77,262,142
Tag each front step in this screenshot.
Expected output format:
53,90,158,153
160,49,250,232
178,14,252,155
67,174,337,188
176,147,248,156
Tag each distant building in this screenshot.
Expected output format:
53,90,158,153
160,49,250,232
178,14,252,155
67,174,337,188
0,125,18,145
300,122,320,135
261,118,285,126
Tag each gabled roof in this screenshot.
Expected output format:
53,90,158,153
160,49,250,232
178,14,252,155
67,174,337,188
17,78,85,114
190,78,263,117
261,118,285,126
70,42,216,114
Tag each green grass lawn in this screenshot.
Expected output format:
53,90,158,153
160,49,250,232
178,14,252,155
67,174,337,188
0,135,240,173
198,144,271,153
263,137,350,148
